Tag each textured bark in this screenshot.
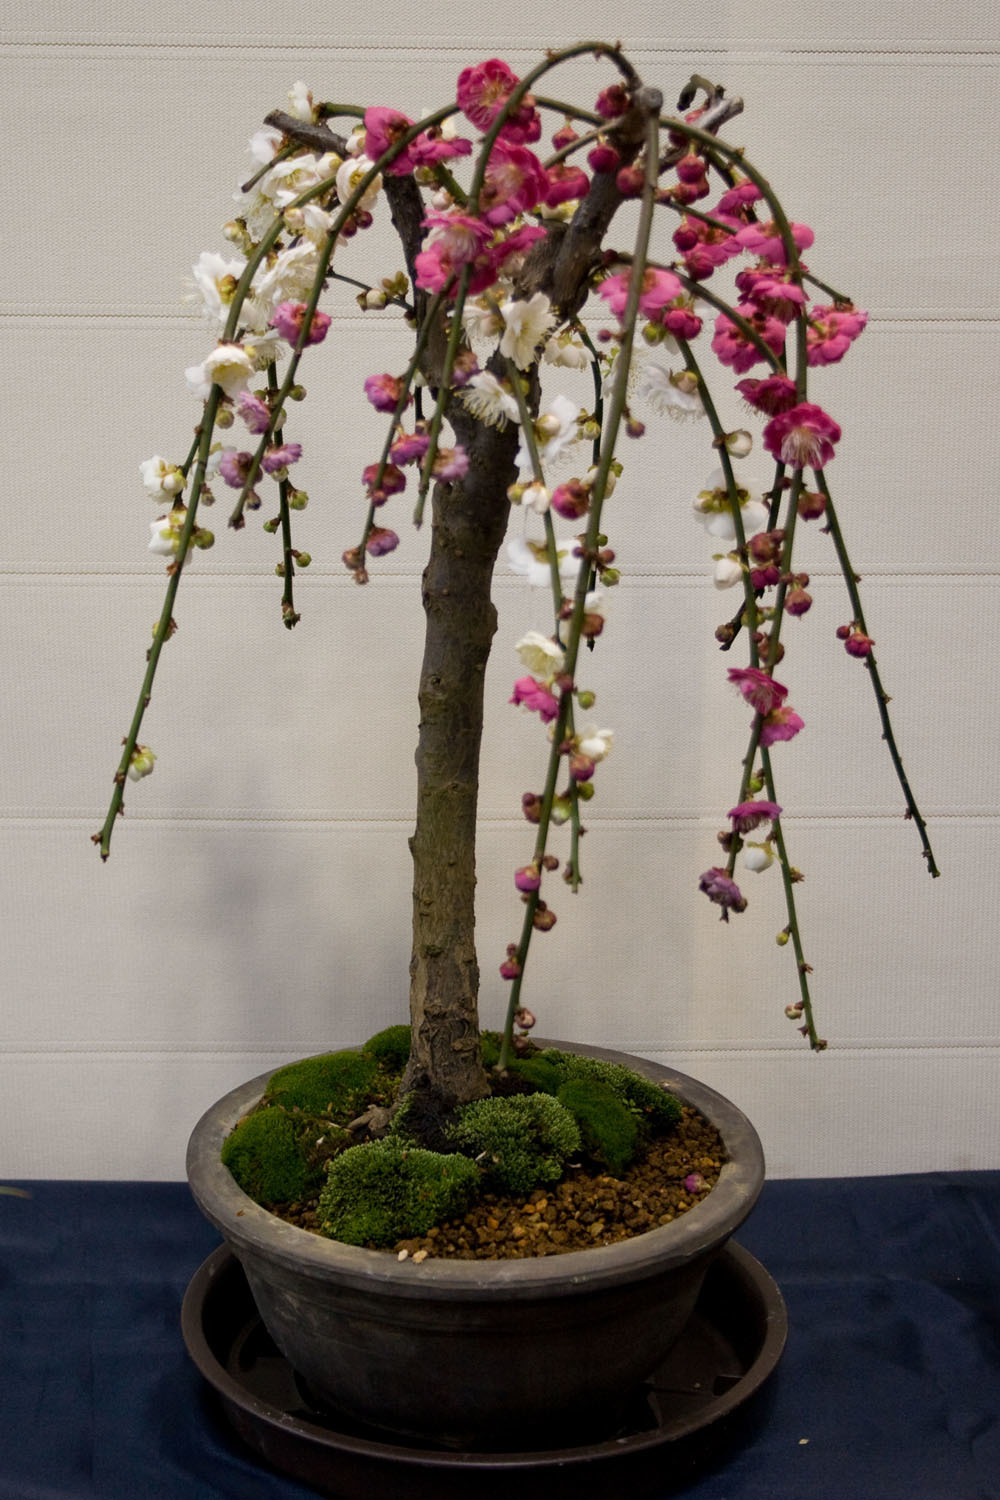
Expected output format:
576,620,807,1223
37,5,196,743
402,403,518,1104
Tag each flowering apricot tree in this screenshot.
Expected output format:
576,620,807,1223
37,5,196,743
96,43,936,1109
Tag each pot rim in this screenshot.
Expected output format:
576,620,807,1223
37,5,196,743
186,1040,764,1301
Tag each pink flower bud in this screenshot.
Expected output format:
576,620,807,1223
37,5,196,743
514,1007,536,1031
532,904,557,931
514,863,541,892
521,792,542,823
588,142,621,174
785,586,812,616
675,152,707,184
844,630,874,658
683,1172,706,1193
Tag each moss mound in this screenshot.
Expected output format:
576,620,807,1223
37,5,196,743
540,1050,683,1134
221,1106,322,1208
449,1093,581,1194
316,1141,481,1248
361,1024,412,1071
556,1078,640,1175
266,1050,381,1121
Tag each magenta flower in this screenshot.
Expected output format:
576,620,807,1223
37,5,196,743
594,83,629,120
457,58,540,143
728,666,788,715
218,449,254,489
362,461,406,503
510,675,559,723
235,390,272,434
598,267,684,323
698,867,747,920
659,303,703,340
806,305,869,366
736,266,807,323
431,446,470,482
711,307,787,373
728,800,782,833
544,163,590,207
478,141,549,227
423,210,493,262
550,480,590,520
763,402,841,470
363,105,418,175
714,180,763,215
389,427,430,465
760,706,805,747
735,219,815,265
270,301,331,347
411,132,473,166
735,374,798,415
261,442,302,475
366,526,399,557
364,372,410,413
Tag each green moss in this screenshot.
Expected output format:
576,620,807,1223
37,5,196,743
556,1079,640,1176
450,1093,581,1194
361,1024,412,1071
316,1141,481,1248
479,1030,503,1068
507,1055,565,1095
265,1050,381,1121
221,1106,320,1208
540,1050,683,1134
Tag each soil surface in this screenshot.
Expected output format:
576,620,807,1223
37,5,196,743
279,1105,725,1260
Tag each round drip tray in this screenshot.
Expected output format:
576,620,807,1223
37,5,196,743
182,1241,786,1500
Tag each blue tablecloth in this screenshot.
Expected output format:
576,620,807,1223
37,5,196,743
2,1173,998,1498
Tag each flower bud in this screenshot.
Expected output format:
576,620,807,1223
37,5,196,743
577,689,595,710
514,1007,536,1031
722,429,753,458
683,1171,706,1193
532,903,557,931
776,930,790,946
785,586,812,616
521,792,542,823
514,863,541,892
127,745,156,781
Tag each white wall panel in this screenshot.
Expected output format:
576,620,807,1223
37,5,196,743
2,3,997,1181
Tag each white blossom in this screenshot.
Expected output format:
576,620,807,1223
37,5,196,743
248,126,283,165
743,842,775,872
286,81,317,123
336,154,381,212
139,456,185,502
577,727,614,762
499,293,557,369
148,512,185,557
692,467,768,541
185,343,255,399
517,393,580,475
506,535,583,589
713,555,744,589
639,361,705,420
462,372,520,429
188,251,245,323
542,332,590,370
515,630,565,679
127,745,157,781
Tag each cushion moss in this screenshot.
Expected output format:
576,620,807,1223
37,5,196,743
265,1050,381,1121
556,1078,640,1175
361,1024,412,1071
539,1050,683,1133
221,1105,320,1208
449,1093,581,1194
316,1141,481,1248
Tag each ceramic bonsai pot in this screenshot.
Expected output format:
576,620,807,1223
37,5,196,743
186,1040,765,1449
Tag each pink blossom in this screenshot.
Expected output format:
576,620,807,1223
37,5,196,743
457,58,540,143
712,306,787,373
806,305,869,366
478,141,549,227
362,461,406,503
735,374,798,415
367,526,399,557
550,480,590,520
760,706,804,746
841,627,874,658
594,83,629,120
598,267,684,323
363,105,418,175
544,162,590,207
714,180,763,215
763,402,841,470
390,427,430,465
364,372,410,413
698,867,747,920
411,131,473,167
415,211,494,293
510,675,559,723
736,265,807,323
727,666,788,715
488,222,547,278
659,303,703,340
218,449,254,489
270,301,331,347
734,219,815,265
587,141,621,175
235,390,272,434
728,800,782,833
431,446,469,481
261,442,302,474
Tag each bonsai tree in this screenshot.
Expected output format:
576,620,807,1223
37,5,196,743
95,42,936,1118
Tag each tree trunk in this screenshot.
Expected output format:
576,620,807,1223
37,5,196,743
403,401,519,1104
